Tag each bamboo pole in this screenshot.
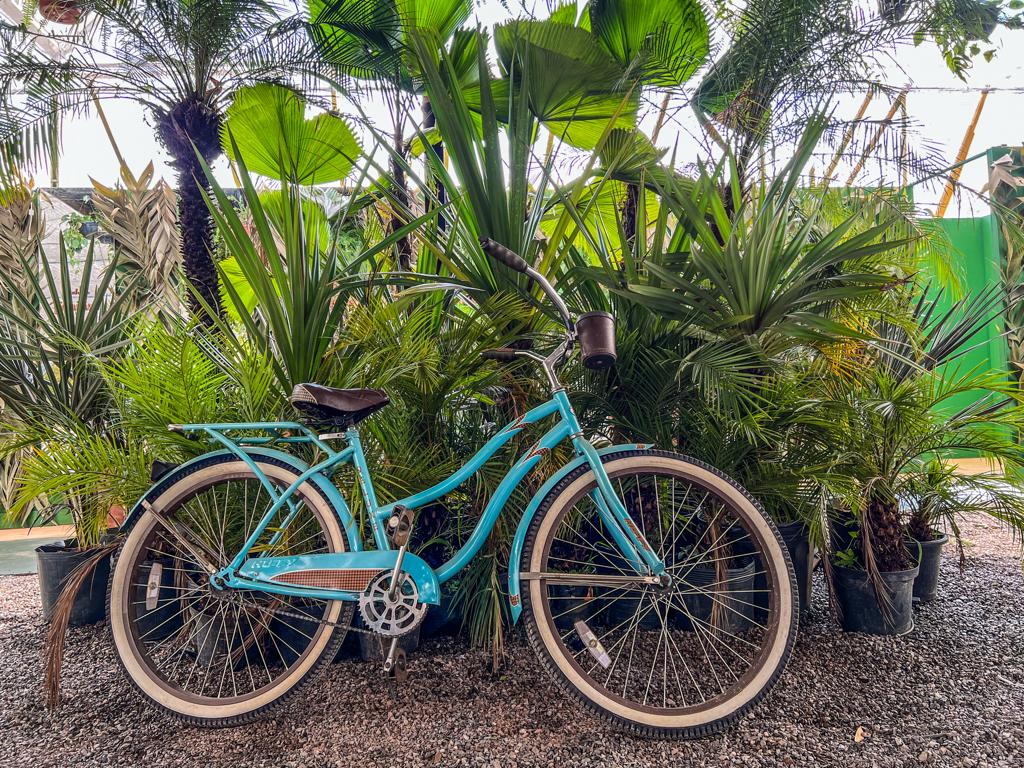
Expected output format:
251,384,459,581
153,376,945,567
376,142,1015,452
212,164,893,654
651,93,671,144
91,92,129,174
935,88,990,218
823,90,874,184
899,92,909,189
846,88,908,186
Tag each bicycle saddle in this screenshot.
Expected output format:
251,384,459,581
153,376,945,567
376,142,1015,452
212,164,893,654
290,383,390,427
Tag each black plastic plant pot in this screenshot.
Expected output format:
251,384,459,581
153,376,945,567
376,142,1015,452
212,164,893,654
420,583,463,639
777,520,815,619
549,584,596,633
576,312,617,370
132,560,186,641
829,514,859,553
833,564,920,635
36,540,112,626
269,608,324,666
906,532,948,603
674,559,758,634
604,590,662,631
358,625,420,662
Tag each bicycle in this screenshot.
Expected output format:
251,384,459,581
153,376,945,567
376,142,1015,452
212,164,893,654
107,239,798,738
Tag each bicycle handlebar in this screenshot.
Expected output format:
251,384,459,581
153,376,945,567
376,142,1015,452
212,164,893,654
480,347,520,362
479,237,528,272
478,237,574,335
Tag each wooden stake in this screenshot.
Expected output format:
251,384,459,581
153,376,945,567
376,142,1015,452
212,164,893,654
846,88,908,186
935,89,990,219
823,90,874,184
651,93,671,144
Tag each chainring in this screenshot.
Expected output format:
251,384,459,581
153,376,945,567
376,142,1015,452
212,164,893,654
358,571,428,637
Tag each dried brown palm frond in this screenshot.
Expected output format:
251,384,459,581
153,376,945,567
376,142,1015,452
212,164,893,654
43,541,119,709
0,171,44,286
90,162,182,314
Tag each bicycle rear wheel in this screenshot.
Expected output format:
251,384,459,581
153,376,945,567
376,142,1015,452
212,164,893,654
108,454,353,726
522,450,797,739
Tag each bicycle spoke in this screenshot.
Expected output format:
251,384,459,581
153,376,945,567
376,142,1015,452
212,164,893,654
533,463,791,722
120,470,348,709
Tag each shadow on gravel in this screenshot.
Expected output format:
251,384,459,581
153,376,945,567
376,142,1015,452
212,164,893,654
1,515,1021,768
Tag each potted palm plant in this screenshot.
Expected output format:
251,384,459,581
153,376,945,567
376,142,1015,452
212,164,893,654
568,119,917,621
821,288,1024,633
0,239,141,625
903,458,954,603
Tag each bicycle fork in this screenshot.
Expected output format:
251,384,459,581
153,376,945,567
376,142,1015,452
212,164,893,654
572,437,667,581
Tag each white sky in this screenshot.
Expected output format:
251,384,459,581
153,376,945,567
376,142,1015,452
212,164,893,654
46,0,1024,216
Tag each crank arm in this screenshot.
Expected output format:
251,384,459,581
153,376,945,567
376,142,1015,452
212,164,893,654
520,572,662,587
142,500,220,575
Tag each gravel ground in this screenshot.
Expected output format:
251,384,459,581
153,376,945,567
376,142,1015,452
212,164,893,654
2,514,1023,768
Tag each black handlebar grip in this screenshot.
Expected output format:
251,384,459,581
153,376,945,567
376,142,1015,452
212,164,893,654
481,347,520,362
479,237,528,273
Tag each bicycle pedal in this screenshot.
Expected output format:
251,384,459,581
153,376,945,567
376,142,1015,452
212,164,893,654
388,647,409,684
387,505,415,548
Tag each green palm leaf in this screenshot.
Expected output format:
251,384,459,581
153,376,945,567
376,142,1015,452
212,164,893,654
223,83,363,184
588,0,710,87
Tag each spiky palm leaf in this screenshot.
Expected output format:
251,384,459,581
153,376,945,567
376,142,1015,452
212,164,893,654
0,239,137,431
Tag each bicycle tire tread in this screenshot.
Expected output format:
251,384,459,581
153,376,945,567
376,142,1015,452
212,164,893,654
520,449,799,740
107,452,352,728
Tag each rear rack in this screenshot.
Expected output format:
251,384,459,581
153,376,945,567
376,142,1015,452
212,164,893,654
167,422,340,451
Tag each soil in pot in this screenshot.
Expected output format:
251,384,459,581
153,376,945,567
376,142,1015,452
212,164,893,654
906,532,948,603
36,540,112,626
833,564,919,635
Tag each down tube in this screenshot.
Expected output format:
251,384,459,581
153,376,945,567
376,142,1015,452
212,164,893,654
434,420,573,584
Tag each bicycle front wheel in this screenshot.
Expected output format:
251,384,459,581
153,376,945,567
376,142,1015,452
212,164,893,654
522,450,797,739
108,453,353,727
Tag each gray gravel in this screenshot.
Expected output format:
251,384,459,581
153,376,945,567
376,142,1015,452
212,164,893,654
2,514,1023,768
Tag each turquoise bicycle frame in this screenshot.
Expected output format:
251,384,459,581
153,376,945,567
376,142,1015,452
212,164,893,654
125,389,664,624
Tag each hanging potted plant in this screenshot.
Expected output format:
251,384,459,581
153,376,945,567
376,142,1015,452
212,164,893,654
36,0,83,25
820,288,1024,634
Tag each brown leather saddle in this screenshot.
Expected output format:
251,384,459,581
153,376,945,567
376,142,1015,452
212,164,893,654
290,383,389,428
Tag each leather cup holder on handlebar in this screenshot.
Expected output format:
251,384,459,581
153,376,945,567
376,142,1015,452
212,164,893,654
576,312,617,370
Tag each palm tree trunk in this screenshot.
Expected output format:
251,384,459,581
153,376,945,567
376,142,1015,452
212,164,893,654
866,494,910,572
390,126,414,272
422,94,447,274
155,100,223,322
621,182,639,254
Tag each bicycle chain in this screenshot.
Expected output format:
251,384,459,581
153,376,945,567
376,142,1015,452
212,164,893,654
220,592,375,634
